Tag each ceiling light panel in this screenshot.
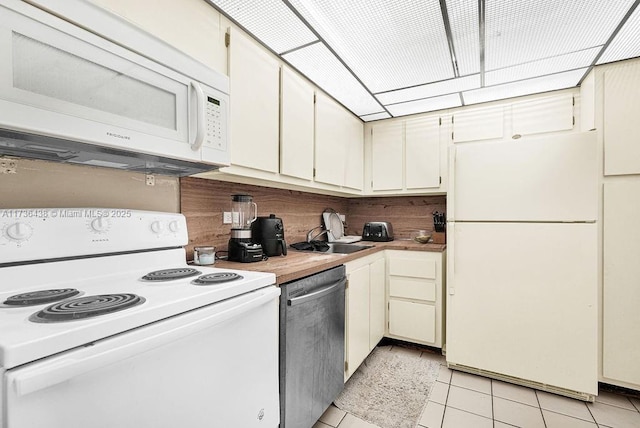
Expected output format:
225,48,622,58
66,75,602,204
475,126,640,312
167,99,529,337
360,112,391,122
288,0,455,93
207,0,317,54
386,93,462,117
485,48,600,86
598,4,640,64
463,68,587,105
446,0,480,76
377,74,480,105
485,0,637,71
283,42,382,116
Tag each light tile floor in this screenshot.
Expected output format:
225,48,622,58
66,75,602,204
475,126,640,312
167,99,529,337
314,345,640,428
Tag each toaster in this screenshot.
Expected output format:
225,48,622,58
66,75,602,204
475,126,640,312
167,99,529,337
361,222,394,242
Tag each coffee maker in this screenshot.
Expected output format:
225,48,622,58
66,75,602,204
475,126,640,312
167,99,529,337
252,214,287,257
228,194,263,263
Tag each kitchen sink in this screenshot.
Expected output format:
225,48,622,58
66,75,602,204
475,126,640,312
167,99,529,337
291,241,374,254
325,243,374,254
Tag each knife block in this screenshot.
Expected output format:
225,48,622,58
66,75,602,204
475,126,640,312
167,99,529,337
432,231,446,244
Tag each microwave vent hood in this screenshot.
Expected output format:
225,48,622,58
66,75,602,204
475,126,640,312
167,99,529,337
0,0,230,177
0,130,214,177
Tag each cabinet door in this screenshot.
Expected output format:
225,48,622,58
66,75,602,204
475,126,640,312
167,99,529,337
345,264,370,378
405,116,440,189
371,122,403,190
315,92,346,186
603,62,640,176
343,113,364,190
603,181,640,386
452,105,504,143
280,67,314,180
511,94,574,138
369,257,385,349
388,300,435,344
228,28,279,172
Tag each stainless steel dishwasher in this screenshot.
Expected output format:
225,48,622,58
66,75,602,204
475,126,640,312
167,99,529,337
279,265,346,428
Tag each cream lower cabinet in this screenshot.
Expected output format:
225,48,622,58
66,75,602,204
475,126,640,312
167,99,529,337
344,253,385,380
386,250,445,348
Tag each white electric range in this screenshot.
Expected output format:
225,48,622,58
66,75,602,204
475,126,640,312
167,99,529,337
0,208,280,428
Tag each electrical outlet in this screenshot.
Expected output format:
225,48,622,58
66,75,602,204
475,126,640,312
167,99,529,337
223,212,232,224
0,160,17,174
339,214,346,222
145,174,155,186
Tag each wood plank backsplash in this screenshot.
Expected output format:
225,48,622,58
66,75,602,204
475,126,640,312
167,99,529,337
181,177,446,259
347,195,446,239
180,177,348,258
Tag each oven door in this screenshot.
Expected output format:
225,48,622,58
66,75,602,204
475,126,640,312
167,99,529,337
3,287,280,428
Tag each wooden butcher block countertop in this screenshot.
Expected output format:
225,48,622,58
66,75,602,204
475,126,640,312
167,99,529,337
213,240,446,285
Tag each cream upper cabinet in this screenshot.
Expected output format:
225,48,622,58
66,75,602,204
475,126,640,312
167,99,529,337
405,116,441,189
371,121,403,191
511,93,574,138
280,66,314,181
315,92,364,189
370,115,444,194
603,180,640,388
343,113,365,191
228,28,279,172
452,105,504,143
603,61,640,176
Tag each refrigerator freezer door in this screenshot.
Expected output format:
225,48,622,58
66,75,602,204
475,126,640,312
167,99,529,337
446,222,598,396
449,132,597,222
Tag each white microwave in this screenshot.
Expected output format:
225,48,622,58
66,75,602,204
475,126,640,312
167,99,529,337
0,0,229,176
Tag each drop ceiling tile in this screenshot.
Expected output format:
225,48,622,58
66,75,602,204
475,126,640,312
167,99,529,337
360,112,391,122
207,0,317,54
288,0,455,92
463,68,587,105
283,43,382,116
485,0,637,71
386,93,461,117
598,4,640,64
377,75,480,105
446,0,480,75
485,48,600,86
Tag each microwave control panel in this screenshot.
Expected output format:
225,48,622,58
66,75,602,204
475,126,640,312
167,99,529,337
205,96,225,150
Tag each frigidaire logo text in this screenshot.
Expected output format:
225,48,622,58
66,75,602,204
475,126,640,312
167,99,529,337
106,132,131,140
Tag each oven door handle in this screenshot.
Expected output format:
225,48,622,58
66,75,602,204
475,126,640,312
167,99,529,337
11,287,279,397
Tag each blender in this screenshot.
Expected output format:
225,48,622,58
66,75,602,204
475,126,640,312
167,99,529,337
228,194,264,262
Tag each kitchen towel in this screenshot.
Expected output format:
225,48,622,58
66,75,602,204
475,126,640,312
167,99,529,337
334,345,441,428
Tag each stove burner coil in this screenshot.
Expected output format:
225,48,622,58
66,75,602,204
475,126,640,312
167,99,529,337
191,272,243,285
30,293,145,323
141,268,201,282
3,288,81,306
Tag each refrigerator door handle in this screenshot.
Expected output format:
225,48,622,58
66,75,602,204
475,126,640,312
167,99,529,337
447,145,457,221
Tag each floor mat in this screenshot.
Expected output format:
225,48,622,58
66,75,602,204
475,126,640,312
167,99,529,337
334,345,441,428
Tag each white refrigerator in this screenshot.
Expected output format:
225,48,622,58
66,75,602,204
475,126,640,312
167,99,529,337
446,132,598,400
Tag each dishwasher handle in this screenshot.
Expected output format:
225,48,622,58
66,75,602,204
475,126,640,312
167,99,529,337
287,277,345,306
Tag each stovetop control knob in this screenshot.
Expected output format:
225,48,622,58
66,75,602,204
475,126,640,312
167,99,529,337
168,220,179,233
150,220,164,234
90,217,109,233
6,222,33,241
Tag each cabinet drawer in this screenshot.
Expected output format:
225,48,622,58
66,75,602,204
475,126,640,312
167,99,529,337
389,277,435,301
389,257,436,279
388,300,435,344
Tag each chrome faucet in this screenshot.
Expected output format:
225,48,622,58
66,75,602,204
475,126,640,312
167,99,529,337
306,225,334,242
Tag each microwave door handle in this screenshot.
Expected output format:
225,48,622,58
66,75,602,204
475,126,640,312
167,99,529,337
191,81,206,151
